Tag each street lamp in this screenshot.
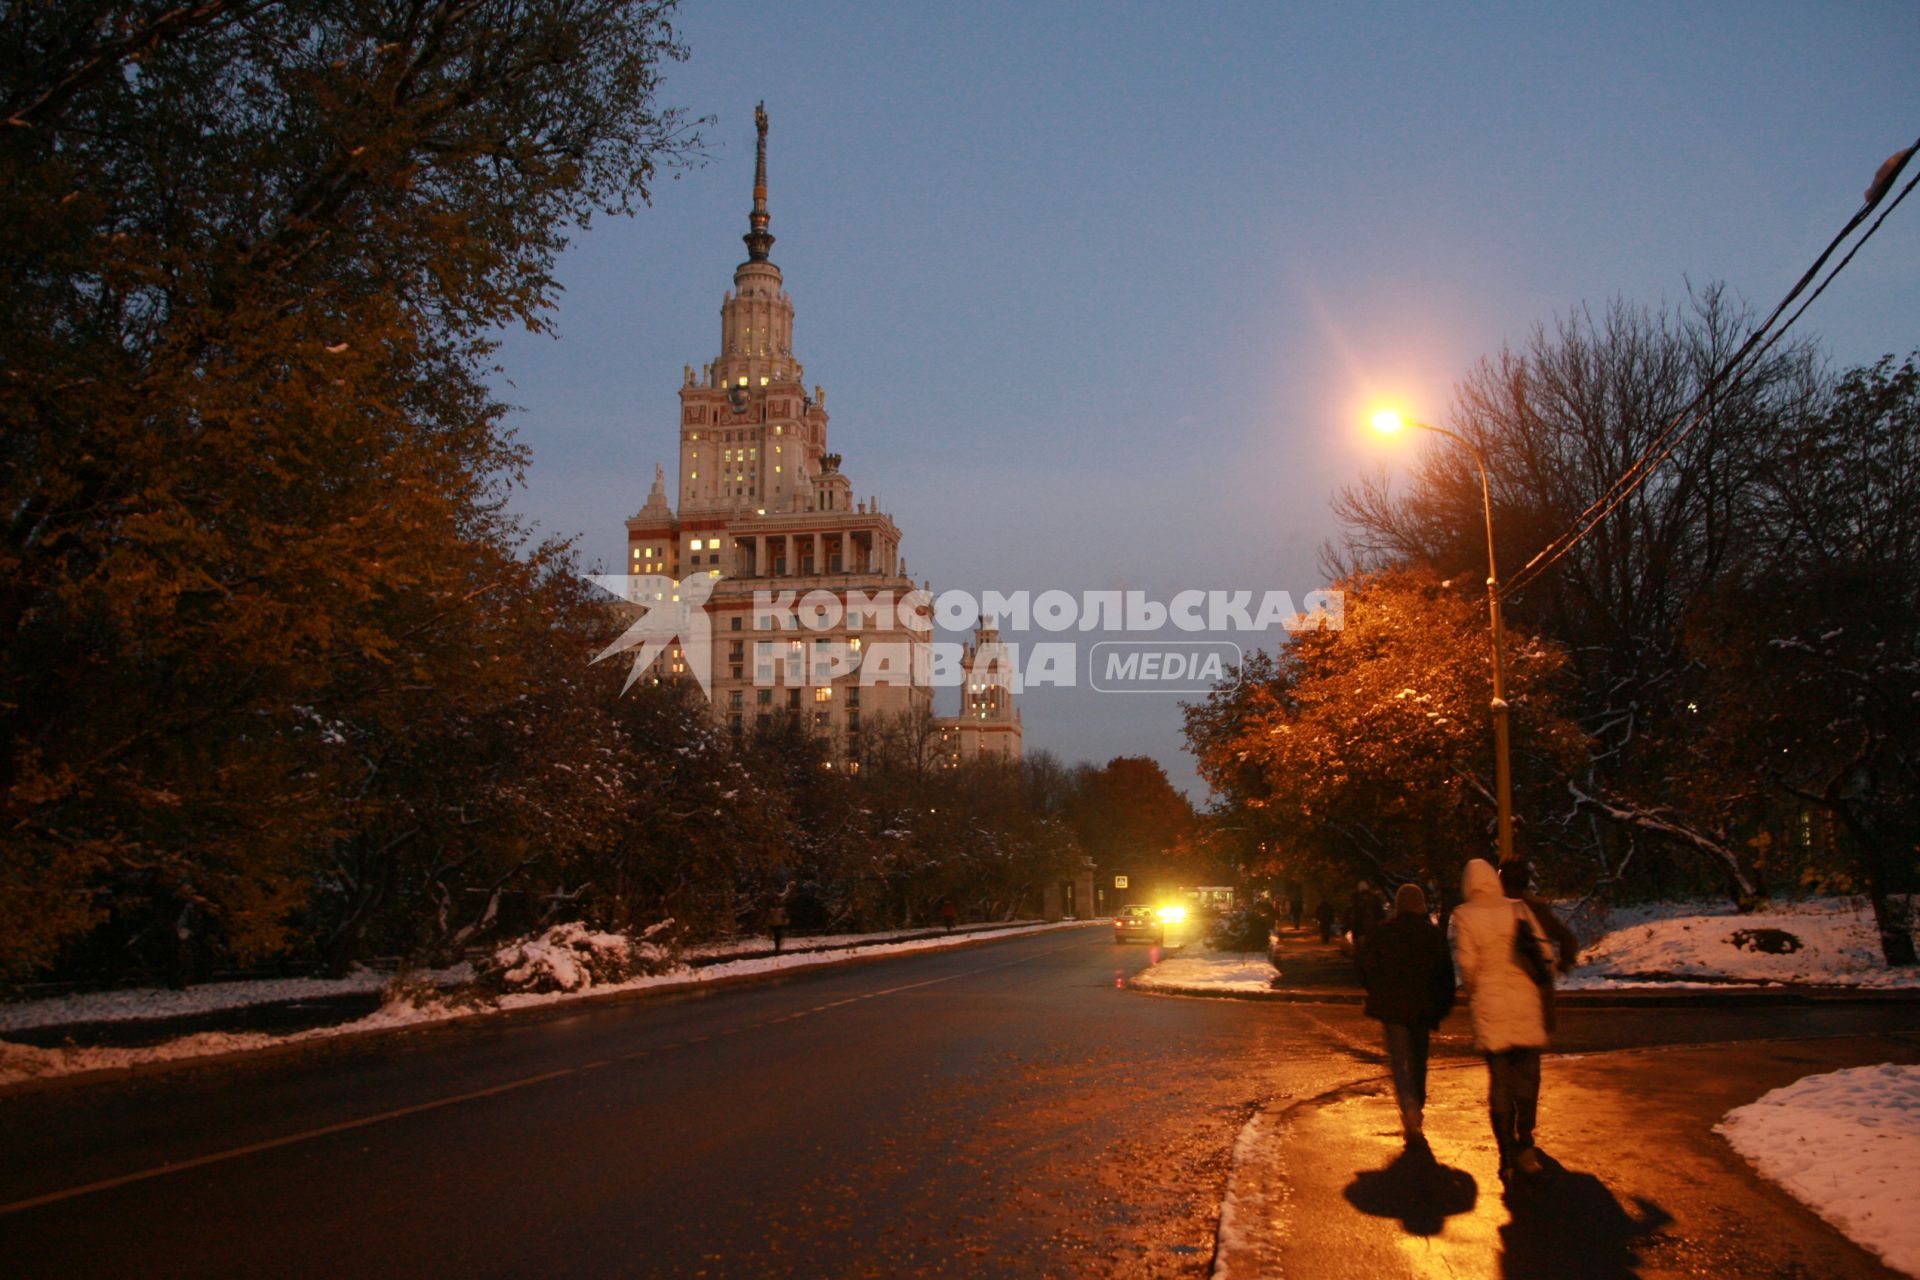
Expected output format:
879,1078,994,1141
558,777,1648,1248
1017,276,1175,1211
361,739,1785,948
1369,411,1515,866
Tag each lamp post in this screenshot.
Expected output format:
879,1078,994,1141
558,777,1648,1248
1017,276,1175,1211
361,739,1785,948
1369,411,1514,866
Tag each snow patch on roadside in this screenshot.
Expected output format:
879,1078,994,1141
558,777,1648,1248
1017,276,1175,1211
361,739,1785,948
1717,1064,1920,1277
1212,1107,1289,1280
0,922,1089,1088
1133,954,1277,994
1562,898,1920,989
1127,898,1919,997
0,923,1054,1033
0,972,401,1032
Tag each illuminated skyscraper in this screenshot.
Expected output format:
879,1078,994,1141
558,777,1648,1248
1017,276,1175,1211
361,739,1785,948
625,105,1020,769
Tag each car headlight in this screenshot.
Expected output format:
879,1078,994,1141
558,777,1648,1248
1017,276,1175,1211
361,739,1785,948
1155,905,1186,923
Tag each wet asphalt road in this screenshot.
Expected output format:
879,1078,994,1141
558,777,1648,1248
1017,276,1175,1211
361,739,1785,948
4,924,1919,1279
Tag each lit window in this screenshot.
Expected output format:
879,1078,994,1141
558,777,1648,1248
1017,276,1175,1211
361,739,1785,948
738,377,747,387
815,687,833,703
691,539,703,550
690,432,700,441
773,425,782,436
759,376,769,386
775,466,782,474
849,637,863,651
691,471,698,479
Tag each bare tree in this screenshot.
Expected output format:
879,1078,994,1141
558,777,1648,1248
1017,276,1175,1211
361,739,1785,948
1331,288,1823,899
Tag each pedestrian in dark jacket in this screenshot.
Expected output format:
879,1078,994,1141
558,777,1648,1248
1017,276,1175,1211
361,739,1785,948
1356,882,1456,1142
767,899,790,953
1499,860,1580,973
1347,880,1387,947
1315,898,1336,943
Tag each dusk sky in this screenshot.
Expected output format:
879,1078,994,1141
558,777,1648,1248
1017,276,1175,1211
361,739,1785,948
492,1,1920,795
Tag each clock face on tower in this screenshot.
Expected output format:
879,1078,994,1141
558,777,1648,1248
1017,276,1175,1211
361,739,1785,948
727,384,750,413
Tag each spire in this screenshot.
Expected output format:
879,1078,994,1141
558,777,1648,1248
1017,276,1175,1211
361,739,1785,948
743,101,775,263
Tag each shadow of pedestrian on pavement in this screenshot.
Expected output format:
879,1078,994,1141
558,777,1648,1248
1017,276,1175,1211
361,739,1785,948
1342,1139,1478,1236
1499,1155,1673,1279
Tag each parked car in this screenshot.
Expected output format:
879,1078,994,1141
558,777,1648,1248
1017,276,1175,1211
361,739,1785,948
1112,905,1164,944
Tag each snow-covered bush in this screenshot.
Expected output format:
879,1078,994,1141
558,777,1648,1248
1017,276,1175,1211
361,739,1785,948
1207,909,1273,954
379,965,487,1014
475,921,676,995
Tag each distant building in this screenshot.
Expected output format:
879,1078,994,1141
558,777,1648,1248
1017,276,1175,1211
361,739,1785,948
624,104,1020,770
937,623,1021,768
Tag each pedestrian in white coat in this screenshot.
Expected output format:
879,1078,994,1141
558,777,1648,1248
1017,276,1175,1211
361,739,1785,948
1450,857,1555,1181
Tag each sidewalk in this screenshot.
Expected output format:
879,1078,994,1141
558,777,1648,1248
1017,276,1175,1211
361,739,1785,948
1210,929,1920,1279
1155,927,1920,1007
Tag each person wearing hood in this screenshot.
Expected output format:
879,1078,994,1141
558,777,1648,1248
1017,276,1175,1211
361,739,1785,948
1451,857,1556,1181
1356,882,1456,1144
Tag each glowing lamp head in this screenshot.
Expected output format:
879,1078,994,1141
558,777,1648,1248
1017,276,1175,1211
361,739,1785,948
1370,410,1406,435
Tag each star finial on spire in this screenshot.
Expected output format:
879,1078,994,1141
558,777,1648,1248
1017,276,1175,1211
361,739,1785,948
744,101,775,262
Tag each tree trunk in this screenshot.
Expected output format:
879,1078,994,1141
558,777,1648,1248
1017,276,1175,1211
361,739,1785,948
1867,889,1916,967
1834,800,1915,968
321,851,394,978
1863,870,1916,968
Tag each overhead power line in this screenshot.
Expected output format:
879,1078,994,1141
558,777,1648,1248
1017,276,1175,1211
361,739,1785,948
1498,135,1920,603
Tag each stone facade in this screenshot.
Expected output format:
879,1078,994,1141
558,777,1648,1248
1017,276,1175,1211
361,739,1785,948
625,105,1020,771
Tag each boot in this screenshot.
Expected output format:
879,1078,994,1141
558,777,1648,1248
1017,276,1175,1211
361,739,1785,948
1513,1097,1543,1174
1490,1106,1516,1180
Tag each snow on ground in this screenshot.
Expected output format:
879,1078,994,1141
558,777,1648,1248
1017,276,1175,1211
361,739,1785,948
1560,897,1920,989
1130,953,1277,994
1130,897,1920,996
0,923,1033,1032
0,921,1090,1088
1717,1064,1920,1278
0,973,386,1033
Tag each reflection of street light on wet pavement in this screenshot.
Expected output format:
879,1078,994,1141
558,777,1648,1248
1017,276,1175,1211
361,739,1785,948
1369,411,1515,866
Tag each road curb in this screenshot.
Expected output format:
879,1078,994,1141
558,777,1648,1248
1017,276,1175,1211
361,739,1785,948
1130,970,1920,1008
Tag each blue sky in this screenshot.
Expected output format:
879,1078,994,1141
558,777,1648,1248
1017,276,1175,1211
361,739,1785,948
492,1,1920,795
